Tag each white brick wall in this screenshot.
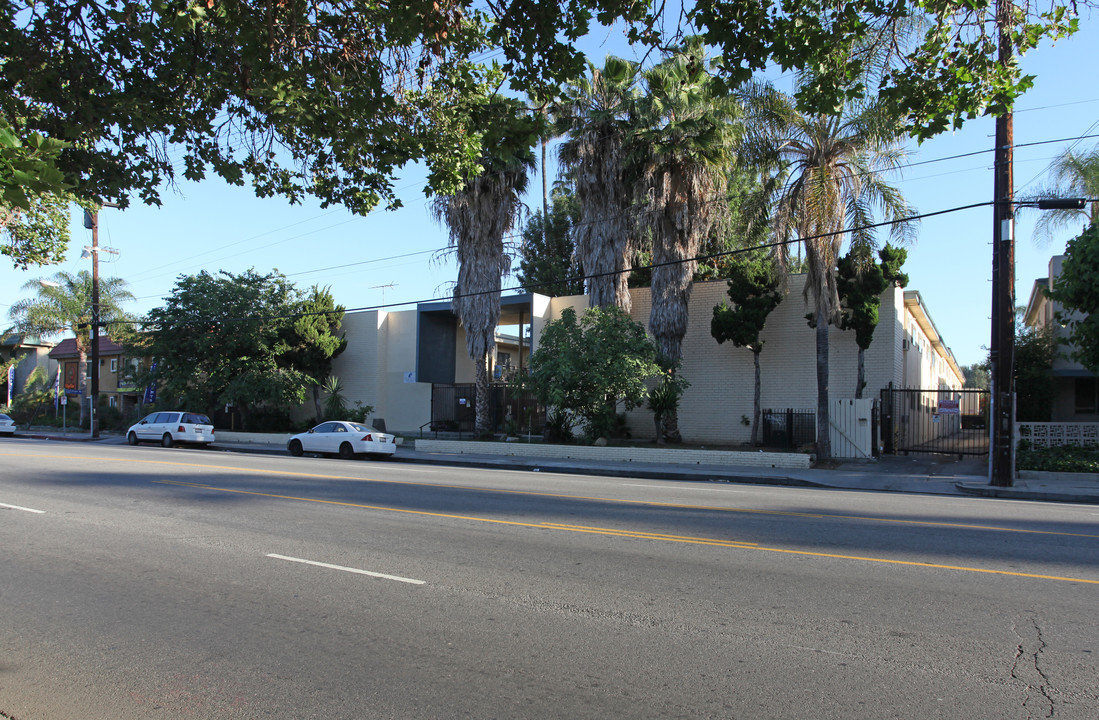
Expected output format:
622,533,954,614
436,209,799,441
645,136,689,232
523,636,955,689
548,276,909,445
416,439,811,469
326,274,959,445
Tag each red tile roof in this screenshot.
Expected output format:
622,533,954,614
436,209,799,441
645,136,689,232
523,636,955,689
48,336,125,359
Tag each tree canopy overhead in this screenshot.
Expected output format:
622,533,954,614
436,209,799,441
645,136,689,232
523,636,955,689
1,0,1080,228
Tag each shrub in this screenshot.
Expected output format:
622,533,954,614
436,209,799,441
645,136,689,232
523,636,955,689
542,409,574,444
1016,444,1099,474
247,407,292,433
346,401,374,425
523,306,660,443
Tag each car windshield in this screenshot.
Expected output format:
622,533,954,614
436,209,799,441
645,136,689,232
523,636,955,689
0,414,11,421
182,413,211,425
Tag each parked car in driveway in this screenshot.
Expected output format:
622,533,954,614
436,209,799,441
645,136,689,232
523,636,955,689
127,411,214,447
0,413,15,436
287,421,397,459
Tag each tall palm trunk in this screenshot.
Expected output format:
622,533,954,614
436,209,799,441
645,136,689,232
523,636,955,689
475,357,491,435
752,348,762,446
649,218,694,444
855,347,865,399
312,384,323,421
815,305,831,459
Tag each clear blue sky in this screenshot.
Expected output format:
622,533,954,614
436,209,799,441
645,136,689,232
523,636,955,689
3,16,1098,371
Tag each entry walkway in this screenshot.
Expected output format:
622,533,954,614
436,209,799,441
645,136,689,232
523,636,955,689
12,429,1099,504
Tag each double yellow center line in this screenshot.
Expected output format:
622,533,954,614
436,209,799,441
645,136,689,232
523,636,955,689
5,451,1095,585
153,477,1099,586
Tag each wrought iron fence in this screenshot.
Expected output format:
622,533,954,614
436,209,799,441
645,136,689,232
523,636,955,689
760,408,816,450
427,383,545,438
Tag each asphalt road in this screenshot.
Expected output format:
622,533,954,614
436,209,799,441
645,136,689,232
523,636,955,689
1,438,1097,719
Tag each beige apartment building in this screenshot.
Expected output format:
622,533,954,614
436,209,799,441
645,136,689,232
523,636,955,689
329,275,963,445
48,336,144,417
1024,255,1099,422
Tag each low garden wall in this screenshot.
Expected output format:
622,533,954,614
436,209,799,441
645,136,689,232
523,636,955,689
214,430,294,445
414,439,812,469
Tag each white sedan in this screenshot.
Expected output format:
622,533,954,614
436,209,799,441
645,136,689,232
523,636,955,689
0,413,15,436
287,421,397,459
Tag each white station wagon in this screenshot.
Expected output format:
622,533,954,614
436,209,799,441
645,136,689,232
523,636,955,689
127,411,214,447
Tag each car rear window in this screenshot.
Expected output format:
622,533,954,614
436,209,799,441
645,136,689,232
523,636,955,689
182,413,211,425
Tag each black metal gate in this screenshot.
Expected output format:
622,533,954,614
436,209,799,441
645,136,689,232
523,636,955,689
428,383,545,437
880,386,990,457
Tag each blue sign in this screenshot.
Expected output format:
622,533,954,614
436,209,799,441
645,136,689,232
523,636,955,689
143,361,157,404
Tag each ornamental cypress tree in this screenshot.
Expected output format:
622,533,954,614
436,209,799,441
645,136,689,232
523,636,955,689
837,244,908,398
711,251,784,445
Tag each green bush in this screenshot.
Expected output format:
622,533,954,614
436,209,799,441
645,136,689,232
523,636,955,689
94,404,125,431
1016,443,1099,473
346,402,374,425
247,407,292,433
542,409,574,444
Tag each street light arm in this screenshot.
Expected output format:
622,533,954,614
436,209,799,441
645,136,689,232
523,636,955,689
1033,197,1087,210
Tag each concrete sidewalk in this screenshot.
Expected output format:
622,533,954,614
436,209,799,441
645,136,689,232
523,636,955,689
10,429,1099,504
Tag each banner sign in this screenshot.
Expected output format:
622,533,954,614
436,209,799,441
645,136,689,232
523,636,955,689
143,361,157,405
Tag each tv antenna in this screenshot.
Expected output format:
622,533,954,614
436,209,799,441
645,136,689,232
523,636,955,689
370,283,397,305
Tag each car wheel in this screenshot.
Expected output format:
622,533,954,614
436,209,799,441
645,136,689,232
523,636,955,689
338,442,356,460
289,439,304,457
127,431,138,446
161,433,174,448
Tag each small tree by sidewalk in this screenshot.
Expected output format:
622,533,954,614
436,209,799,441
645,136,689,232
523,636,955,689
711,251,783,446
523,306,661,442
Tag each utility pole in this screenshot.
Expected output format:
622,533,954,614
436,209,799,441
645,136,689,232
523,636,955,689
83,203,119,439
989,0,1015,487
85,208,102,438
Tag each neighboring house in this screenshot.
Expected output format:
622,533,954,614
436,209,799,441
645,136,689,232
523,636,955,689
329,275,963,445
1023,255,1099,422
48,336,145,418
1,333,57,401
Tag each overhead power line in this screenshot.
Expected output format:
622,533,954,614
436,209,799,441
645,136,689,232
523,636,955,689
111,198,1002,329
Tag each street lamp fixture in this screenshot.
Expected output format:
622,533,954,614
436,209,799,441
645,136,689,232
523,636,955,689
1034,198,1087,211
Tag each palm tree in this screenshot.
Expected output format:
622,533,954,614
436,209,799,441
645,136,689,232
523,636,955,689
743,79,913,459
431,125,534,436
555,56,641,311
8,270,133,427
633,42,741,442
1024,144,1099,243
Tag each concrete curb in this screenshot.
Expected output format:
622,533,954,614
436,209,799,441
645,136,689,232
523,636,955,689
12,432,1098,504
954,482,1099,505
387,452,826,488
209,441,825,488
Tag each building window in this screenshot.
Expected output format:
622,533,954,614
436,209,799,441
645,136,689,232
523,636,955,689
108,396,117,408
110,358,118,373
1075,378,1098,414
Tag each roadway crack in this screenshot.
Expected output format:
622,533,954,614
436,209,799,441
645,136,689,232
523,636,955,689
1011,614,1054,718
